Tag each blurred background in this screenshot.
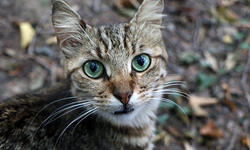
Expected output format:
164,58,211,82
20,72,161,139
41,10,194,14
0,0,250,149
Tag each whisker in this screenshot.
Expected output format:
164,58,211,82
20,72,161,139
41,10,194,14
44,103,92,126
155,89,190,99
54,107,98,150
71,107,98,135
29,97,76,131
46,101,91,122
150,97,188,121
152,83,187,90
31,100,92,142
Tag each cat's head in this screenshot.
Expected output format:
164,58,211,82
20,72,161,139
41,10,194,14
52,0,168,127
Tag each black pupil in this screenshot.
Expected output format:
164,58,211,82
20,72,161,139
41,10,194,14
90,63,98,72
137,55,145,66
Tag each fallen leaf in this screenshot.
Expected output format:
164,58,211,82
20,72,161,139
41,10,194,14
3,48,17,57
222,34,233,44
242,137,250,149
221,82,236,111
219,6,240,22
225,53,237,71
223,7,240,21
189,95,218,117
20,22,35,49
204,51,219,72
165,75,183,82
221,0,239,6
183,141,193,150
200,120,223,138
45,36,57,45
211,6,239,23
8,65,24,76
167,126,181,138
154,127,171,147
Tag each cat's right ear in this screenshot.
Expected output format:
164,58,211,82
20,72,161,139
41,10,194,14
52,0,89,58
130,0,164,27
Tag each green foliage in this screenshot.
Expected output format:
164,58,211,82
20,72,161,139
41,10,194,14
218,68,227,75
195,72,217,91
180,52,200,64
159,102,175,109
234,65,244,72
233,32,245,40
239,42,250,50
200,61,211,68
179,106,191,116
157,114,169,125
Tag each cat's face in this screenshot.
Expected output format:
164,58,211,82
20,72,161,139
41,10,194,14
52,0,167,127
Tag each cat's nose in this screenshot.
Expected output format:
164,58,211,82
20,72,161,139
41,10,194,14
113,91,133,105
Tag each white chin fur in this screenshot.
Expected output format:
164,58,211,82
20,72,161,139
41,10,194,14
96,87,163,128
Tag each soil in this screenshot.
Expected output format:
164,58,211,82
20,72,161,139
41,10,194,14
0,0,250,149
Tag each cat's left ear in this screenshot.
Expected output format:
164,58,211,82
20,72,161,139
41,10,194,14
130,0,164,26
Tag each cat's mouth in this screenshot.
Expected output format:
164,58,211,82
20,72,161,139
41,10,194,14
114,105,134,115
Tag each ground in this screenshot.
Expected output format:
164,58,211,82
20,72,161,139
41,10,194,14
0,0,250,149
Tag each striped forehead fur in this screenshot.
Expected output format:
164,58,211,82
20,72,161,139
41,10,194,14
52,0,164,59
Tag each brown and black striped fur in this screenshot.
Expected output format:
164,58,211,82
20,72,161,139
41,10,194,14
0,0,168,149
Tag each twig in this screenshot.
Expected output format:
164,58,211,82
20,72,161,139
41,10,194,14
225,125,239,150
192,18,202,51
27,8,51,56
241,47,250,106
51,63,57,85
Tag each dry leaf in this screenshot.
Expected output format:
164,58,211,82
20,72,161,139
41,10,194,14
183,141,193,150
225,53,237,71
20,22,35,49
221,0,239,6
4,48,17,57
45,36,57,45
165,75,183,82
29,66,47,91
242,137,250,149
224,7,240,21
8,65,24,76
154,127,171,147
189,95,218,117
222,34,233,44
200,120,223,138
204,52,219,72
167,126,181,138
221,82,236,111
218,6,240,22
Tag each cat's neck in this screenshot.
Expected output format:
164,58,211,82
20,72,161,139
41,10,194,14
81,113,156,150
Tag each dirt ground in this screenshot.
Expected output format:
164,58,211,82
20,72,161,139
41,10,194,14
0,0,250,149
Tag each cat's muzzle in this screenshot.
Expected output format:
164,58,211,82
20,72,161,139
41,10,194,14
114,104,134,115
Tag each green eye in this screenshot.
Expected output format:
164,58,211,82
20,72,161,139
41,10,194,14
132,54,151,72
83,60,104,79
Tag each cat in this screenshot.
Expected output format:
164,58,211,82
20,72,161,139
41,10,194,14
0,0,169,149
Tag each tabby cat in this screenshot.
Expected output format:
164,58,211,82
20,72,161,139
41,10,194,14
0,0,169,149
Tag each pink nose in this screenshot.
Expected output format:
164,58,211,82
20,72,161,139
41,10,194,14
113,91,133,105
